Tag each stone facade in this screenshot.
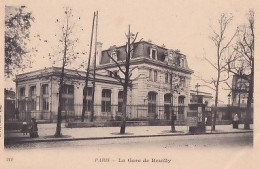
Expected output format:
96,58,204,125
15,41,194,122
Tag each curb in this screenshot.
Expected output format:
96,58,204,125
5,130,253,144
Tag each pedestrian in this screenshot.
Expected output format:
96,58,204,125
205,117,207,125
21,121,28,135
233,114,239,129
29,118,39,138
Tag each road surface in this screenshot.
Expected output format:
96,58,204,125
5,132,253,150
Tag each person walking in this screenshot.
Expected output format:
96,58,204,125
29,118,39,138
233,114,239,129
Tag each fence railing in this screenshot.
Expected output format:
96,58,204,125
12,103,188,122
65,104,188,121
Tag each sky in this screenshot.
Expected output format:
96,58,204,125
3,0,257,104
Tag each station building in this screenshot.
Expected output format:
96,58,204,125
15,41,194,122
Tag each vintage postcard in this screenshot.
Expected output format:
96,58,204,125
1,0,259,169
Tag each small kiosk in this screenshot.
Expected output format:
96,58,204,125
187,103,206,134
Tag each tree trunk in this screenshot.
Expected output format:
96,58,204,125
212,79,219,131
81,88,87,122
120,83,128,134
55,68,65,137
244,63,253,129
171,107,176,132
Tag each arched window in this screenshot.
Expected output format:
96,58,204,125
148,92,157,114
102,89,111,112
118,91,123,112
164,93,172,104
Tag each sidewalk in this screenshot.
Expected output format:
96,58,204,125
4,124,253,144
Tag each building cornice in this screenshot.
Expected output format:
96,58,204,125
96,57,194,74
15,67,122,86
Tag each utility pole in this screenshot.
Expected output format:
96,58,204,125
81,12,96,122
91,11,98,122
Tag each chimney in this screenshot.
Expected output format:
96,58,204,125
96,42,103,65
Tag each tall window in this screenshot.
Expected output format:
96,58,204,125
102,89,111,112
42,84,49,111
61,84,74,111
165,73,168,83
61,98,74,111
170,74,173,84
29,86,36,110
180,76,186,87
118,91,123,112
164,94,172,104
62,84,74,94
30,86,36,96
154,70,158,82
148,92,157,114
150,49,157,59
178,96,185,105
85,87,92,111
149,69,153,81
164,93,172,120
20,87,25,98
152,50,156,59
178,96,185,116
42,84,48,95
42,98,49,110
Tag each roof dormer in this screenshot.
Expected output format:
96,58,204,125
164,49,176,65
150,45,157,60
108,45,119,63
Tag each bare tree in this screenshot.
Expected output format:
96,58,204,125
207,13,238,131
226,10,254,129
106,25,142,134
53,8,80,137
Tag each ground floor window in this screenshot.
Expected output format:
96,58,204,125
29,98,36,111
164,93,172,120
102,89,111,112
42,97,49,111
148,92,157,114
85,87,92,112
61,98,74,111
118,91,123,112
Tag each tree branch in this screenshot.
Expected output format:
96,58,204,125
106,50,125,75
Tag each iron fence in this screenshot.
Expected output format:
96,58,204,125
64,104,188,122
12,101,188,122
